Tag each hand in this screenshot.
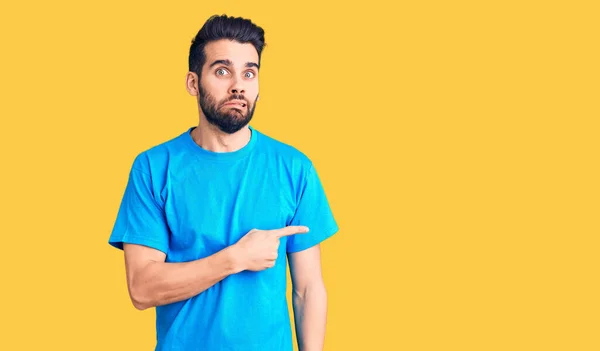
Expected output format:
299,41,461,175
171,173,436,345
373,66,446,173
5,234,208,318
234,226,309,271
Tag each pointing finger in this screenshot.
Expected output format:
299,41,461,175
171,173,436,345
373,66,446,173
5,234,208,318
272,226,309,238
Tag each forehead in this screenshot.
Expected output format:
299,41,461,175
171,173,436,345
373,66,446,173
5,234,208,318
203,39,259,68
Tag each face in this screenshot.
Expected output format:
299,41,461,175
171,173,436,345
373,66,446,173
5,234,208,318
188,39,260,134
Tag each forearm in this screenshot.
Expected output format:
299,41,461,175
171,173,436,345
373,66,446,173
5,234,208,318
131,245,243,310
292,283,328,351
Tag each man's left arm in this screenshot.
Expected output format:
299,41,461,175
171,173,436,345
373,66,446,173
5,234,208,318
288,244,328,351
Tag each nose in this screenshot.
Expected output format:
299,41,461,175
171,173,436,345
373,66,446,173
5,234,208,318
230,77,245,95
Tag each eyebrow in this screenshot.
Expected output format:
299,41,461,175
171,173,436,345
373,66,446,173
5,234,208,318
209,59,260,69
246,62,260,69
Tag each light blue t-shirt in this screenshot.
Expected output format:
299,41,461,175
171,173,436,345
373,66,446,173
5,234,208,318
108,125,338,351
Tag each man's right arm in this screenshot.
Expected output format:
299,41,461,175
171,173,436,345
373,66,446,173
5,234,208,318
123,225,308,310
124,243,242,310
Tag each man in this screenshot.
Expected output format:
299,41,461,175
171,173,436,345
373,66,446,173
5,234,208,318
108,14,338,351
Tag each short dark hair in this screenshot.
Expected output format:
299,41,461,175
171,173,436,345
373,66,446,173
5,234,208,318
189,14,266,77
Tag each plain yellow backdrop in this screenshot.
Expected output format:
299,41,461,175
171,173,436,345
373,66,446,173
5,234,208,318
0,0,598,350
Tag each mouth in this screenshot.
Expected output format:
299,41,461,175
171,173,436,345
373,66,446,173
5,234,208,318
223,100,247,108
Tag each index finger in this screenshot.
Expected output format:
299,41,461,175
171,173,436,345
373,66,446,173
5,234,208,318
272,226,310,238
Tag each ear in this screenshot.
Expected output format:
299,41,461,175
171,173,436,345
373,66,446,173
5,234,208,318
186,71,199,96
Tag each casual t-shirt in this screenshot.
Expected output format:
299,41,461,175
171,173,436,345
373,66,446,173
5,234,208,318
108,125,339,351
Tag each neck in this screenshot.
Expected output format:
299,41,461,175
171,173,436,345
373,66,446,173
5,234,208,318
190,120,251,153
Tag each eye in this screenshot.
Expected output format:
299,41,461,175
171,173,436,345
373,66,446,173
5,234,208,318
216,68,228,76
244,71,256,79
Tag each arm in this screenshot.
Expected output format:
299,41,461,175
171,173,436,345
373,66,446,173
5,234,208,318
123,226,308,310
124,243,243,310
288,244,328,351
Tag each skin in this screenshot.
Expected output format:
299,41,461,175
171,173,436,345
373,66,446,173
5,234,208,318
122,39,329,350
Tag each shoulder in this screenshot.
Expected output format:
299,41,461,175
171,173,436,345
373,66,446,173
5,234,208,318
129,129,191,177
253,128,314,171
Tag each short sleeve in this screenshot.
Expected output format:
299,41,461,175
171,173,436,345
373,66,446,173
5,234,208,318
286,164,339,253
108,163,170,254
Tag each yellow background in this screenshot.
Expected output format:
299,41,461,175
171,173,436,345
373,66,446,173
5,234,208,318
1,0,598,350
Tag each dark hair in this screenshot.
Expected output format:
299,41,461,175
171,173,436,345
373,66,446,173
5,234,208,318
189,14,266,77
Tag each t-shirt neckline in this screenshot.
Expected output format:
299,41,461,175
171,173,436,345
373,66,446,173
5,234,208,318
182,125,258,162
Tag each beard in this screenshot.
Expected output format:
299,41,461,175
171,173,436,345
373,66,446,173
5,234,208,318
198,84,258,134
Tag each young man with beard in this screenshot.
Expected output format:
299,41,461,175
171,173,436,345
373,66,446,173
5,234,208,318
108,15,338,351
